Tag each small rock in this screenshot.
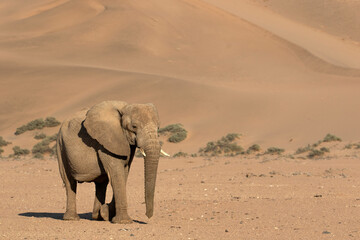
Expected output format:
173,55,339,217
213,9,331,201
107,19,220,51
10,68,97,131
314,194,323,198
225,229,229,232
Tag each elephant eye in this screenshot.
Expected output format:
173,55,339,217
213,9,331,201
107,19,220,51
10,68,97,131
132,125,137,129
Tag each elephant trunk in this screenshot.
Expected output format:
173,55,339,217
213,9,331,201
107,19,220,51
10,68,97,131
143,139,160,218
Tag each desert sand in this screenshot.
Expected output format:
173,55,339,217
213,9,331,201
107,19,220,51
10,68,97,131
1,0,360,239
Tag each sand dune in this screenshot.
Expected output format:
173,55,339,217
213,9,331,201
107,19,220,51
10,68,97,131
203,0,360,69
0,0,360,154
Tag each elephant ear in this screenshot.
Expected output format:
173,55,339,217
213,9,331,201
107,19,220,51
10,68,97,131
84,101,130,157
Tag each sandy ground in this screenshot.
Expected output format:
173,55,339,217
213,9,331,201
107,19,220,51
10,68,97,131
1,0,360,239
1,145,360,239
1,0,360,151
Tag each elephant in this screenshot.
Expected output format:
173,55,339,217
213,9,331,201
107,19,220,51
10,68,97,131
56,100,166,224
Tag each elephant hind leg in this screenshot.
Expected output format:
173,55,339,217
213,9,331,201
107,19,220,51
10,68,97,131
92,180,108,220
63,178,80,221
57,140,80,221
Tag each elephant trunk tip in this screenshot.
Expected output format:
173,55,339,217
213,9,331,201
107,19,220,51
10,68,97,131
146,209,153,219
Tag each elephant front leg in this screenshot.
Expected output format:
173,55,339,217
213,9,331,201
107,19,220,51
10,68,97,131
100,162,130,221
102,157,133,224
110,170,133,224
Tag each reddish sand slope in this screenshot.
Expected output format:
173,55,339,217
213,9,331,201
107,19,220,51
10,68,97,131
0,0,360,153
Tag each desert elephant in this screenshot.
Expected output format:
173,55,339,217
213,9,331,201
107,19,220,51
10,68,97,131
56,101,166,224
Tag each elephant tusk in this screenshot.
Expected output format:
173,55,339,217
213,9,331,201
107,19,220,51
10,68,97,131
139,148,170,157
160,149,171,157
139,148,146,157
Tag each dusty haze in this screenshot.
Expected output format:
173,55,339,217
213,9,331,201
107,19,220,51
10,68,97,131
1,0,360,239
1,0,360,151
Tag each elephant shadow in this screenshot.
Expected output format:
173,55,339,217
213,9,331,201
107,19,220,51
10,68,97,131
19,212,92,220
18,212,148,224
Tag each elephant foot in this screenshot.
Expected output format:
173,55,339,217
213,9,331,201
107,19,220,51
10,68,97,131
92,210,102,220
100,203,116,221
63,211,80,221
100,204,110,221
111,215,133,224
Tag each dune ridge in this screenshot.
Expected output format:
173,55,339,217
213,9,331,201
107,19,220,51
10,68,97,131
0,0,360,154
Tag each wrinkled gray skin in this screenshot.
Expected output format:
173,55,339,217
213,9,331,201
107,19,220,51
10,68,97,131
56,101,161,224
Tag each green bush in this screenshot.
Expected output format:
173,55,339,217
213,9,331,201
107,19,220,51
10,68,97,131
345,144,353,149
323,134,341,142
0,148,3,155
199,133,243,156
32,134,58,155
344,143,360,149
51,144,57,156
0,136,11,147
15,119,45,135
13,146,30,156
295,145,313,154
168,132,187,143
246,144,261,154
46,134,58,142
33,152,44,159
320,147,330,153
173,151,188,158
158,124,187,143
307,147,330,159
34,133,47,140
308,149,325,158
44,117,60,127
32,142,52,154
265,147,285,155
15,117,61,135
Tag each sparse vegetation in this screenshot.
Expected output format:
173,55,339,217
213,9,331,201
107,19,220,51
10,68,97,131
265,147,285,155
199,133,243,157
33,152,44,159
15,119,45,135
135,149,144,158
296,134,342,156
0,136,11,147
0,148,3,155
34,133,47,140
295,144,313,155
307,149,325,158
158,124,187,143
344,143,360,149
246,144,261,154
323,134,341,143
307,147,330,159
320,147,330,153
15,117,61,135
44,117,61,127
32,134,58,156
12,146,30,156
173,151,188,158
32,142,52,155
345,144,353,149
311,140,322,148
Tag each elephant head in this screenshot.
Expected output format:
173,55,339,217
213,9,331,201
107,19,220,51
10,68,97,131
83,101,161,218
